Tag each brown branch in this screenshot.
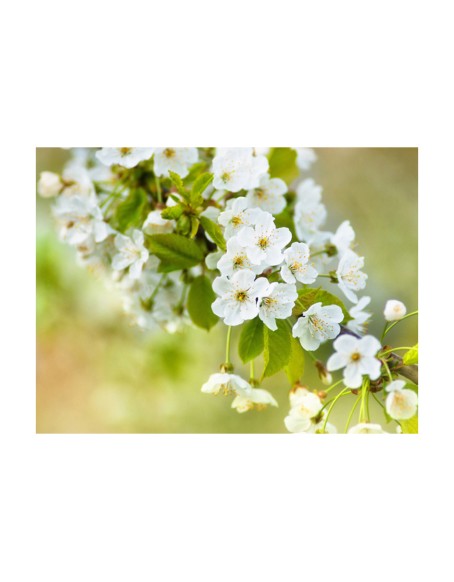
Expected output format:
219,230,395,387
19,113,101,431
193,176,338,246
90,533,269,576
339,326,418,386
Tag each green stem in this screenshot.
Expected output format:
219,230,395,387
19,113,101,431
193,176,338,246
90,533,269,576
149,274,166,303
250,360,255,383
382,359,393,383
324,379,344,394
382,311,418,338
225,326,233,365
155,175,162,204
379,347,414,357
322,387,350,432
359,379,370,423
344,396,361,433
380,322,389,342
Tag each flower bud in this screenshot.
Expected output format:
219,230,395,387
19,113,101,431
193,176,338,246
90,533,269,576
315,360,332,386
384,300,407,322
37,171,63,198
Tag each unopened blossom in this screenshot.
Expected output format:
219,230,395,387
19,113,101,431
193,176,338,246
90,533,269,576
95,147,155,169
294,148,317,171
346,296,372,334
211,269,269,326
385,380,418,420
294,179,327,241
236,212,292,266
112,229,149,279
258,282,297,331
292,302,344,351
232,388,278,413
336,250,367,303
153,147,198,178
212,148,269,192
331,220,355,256
281,242,318,284
218,197,265,239
246,175,287,214
37,171,63,198
217,237,264,277
348,423,386,434
52,195,112,246
201,373,252,396
384,299,407,322
327,334,381,389
143,210,174,235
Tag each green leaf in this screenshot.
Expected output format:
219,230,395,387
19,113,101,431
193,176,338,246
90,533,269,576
238,318,264,363
274,208,297,240
147,233,204,272
113,188,149,232
199,216,226,251
187,275,219,330
293,287,350,322
168,171,187,198
190,172,214,206
285,336,305,384
403,344,418,365
262,320,292,379
268,148,298,184
161,205,183,220
400,415,418,434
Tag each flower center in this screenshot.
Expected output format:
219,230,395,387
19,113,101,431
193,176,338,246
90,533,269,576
255,188,265,199
263,296,277,307
290,261,302,272
258,236,269,249
221,171,231,183
233,255,245,267
351,352,361,361
235,290,248,302
120,148,132,156
232,215,243,226
164,148,176,158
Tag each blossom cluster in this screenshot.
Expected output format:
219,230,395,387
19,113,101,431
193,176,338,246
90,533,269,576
38,147,418,433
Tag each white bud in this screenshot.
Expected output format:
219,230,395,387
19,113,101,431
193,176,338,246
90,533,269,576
37,171,63,198
384,299,407,322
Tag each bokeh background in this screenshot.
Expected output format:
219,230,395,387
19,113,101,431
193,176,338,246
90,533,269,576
36,148,418,433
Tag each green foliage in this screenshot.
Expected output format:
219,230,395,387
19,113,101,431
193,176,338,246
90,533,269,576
274,207,297,240
190,173,214,206
400,415,418,434
147,233,204,272
187,275,219,330
168,171,187,198
403,343,418,365
113,188,149,232
161,204,184,220
268,148,298,184
293,287,350,321
199,216,226,251
262,320,292,379
285,336,305,384
238,318,264,363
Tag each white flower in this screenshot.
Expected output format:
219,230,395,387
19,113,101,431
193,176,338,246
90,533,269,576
385,380,418,420
212,148,268,192
245,175,287,214
232,388,278,413
205,250,224,270
331,220,355,256
258,282,297,331
37,171,63,198
211,269,269,326
52,195,112,246
153,147,198,178
236,212,292,266
294,179,327,241
285,388,336,433
218,197,264,239
346,296,372,334
61,166,96,198
292,302,343,351
294,148,317,171
348,423,386,434
327,334,381,389
95,148,154,169
217,237,264,277
280,242,318,284
143,210,174,235
384,300,407,322
336,250,367,303
112,229,149,279
201,373,252,396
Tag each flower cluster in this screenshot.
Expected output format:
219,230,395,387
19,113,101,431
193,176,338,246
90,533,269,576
38,147,418,433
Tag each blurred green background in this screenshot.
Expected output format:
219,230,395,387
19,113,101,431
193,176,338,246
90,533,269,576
36,148,418,433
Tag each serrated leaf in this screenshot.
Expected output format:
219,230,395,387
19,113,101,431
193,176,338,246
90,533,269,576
285,336,305,384
113,188,149,232
293,287,350,322
147,233,204,272
262,320,292,379
400,415,418,434
187,275,219,330
268,148,298,184
238,318,264,363
190,172,213,206
168,171,187,198
403,344,418,365
199,216,226,251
